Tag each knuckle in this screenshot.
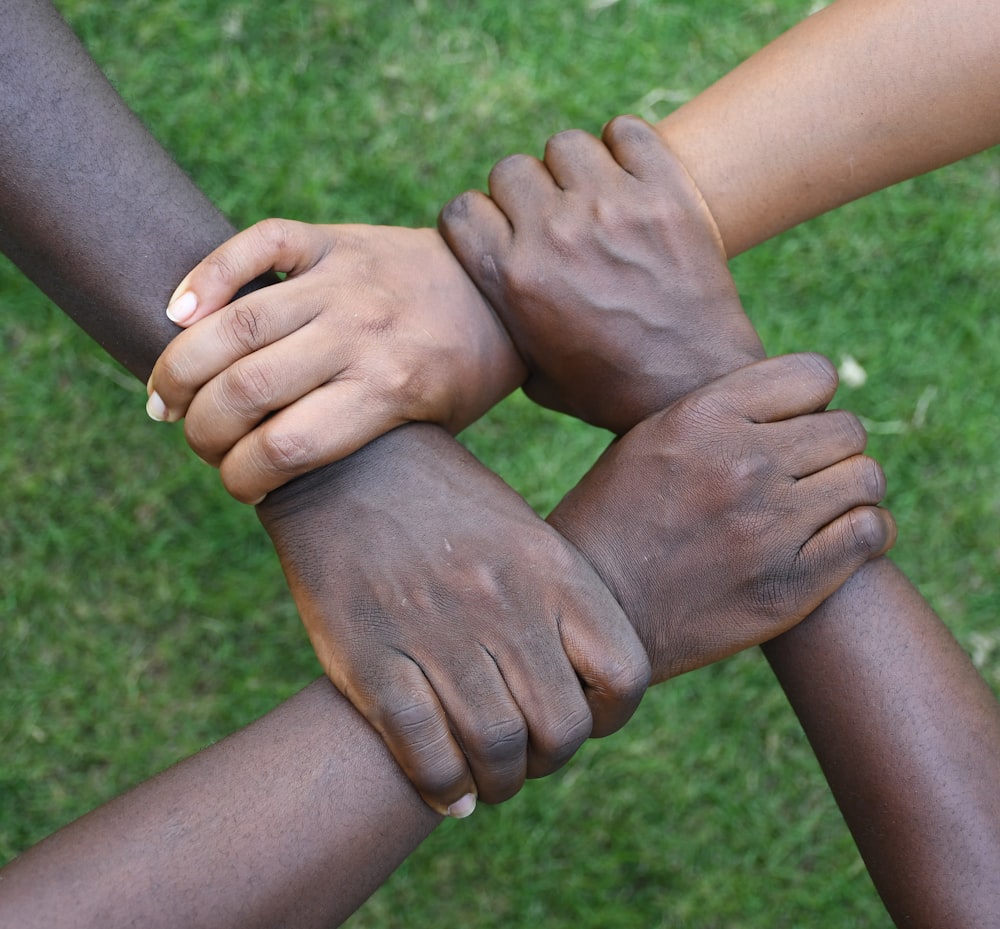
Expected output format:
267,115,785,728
222,301,270,354
182,416,221,465
488,152,534,188
544,127,590,157
202,249,242,288
590,644,651,708
673,388,732,433
603,113,646,144
439,189,476,226
357,307,398,341
710,443,781,513
857,455,887,502
381,696,445,742
545,215,582,257
531,705,593,770
464,714,528,768
252,217,292,253
726,446,775,486
845,506,888,558
255,426,317,476
373,358,430,417
828,409,868,452
154,346,193,393
795,351,839,394
224,358,276,413
378,700,469,799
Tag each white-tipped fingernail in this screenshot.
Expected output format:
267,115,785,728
249,494,267,506
447,793,477,819
166,291,197,325
146,390,168,422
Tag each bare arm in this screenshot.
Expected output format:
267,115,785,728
763,560,1000,926
0,0,649,815
657,0,1000,256
657,7,1000,915
0,0,235,377
440,118,1000,925
0,681,439,929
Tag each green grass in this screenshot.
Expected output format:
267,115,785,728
2,1,998,926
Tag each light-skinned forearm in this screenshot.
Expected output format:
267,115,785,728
658,0,1000,256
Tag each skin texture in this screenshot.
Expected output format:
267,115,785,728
548,352,893,682
656,0,1000,258
145,0,1000,492
0,680,442,929
439,116,763,432
259,425,649,802
3,1,999,926
0,0,653,816
0,345,898,928
149,221,526,504
0,5,902,922
765,560,1000,928
438,115,1000,925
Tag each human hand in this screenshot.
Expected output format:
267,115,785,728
257,423,650,815
439,114,764,434
548,354,896,682
146,221,526,503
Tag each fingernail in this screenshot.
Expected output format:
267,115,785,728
166,291,197,325
447,793,477,819
145,390,168,422
249,494,267,506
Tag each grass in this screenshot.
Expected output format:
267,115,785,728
1,0,998,926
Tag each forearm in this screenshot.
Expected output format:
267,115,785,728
658,0,1000,256
762,560,1000,925
652,5,1000,916
0,679,439,929
0,1,441,915
0,0,237,378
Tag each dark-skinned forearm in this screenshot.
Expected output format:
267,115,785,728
0,680,439,929
0,2,440,923
762,560,1000,926
0,0,237,378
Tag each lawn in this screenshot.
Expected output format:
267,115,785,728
1,1,998,926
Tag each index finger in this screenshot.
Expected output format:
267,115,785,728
165,218,329,328
681,353,841,426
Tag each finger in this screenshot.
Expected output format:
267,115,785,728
541,128,617,191
427,649,530,806
165,218,330,328
558,591,651,740
766,408,869,478
694,353,840,425
602,114,729,258
795,454,888,527
437,189,514,292
795,505,898,599
150,287,318,422
180,309,356,465
488,633,594,781
360,664,481,818
216,381,405,503
485,153,559,230
602,114,678,183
